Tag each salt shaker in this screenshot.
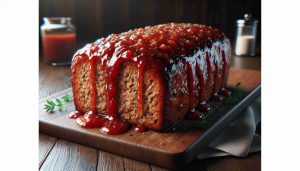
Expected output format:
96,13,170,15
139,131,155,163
41,17,77,65
234,14,258,56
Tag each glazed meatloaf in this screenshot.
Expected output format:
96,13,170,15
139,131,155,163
71,23,231,131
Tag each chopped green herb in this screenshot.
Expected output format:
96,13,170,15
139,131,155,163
43,94,73,112
55,98,64,111
62,93,72,102
44,100,56,112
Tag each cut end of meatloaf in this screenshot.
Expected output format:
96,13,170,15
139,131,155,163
72,59,166,130
117,62,165,130
72,60,91,113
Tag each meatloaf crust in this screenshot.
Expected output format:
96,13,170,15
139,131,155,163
71,23,231,130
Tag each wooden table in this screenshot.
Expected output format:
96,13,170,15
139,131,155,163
39,55,261,171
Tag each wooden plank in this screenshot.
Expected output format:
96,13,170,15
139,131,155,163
124,158,151,171
39,61,71,99
97,150,124,171
39,68,261,170
40,139,97,171
151,165,170,171
39,134,57,167
203,152,261,171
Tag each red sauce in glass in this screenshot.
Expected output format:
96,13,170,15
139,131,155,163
42,33,76,63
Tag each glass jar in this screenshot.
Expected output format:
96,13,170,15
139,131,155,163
41,17,76,65
234,14,258,56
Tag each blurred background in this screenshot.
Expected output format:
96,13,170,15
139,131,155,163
39,0,261,52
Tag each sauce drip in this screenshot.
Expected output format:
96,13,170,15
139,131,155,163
219,49,231,97
195,62,205,100
221,50,227,87
183,60,195,108
205,52,213,97
89,56,97,113
105,57,126,117
213,60,219,93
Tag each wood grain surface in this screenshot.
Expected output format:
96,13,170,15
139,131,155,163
39,134,57,167
40,139,98,171
97,151,124,171
39,55,261,171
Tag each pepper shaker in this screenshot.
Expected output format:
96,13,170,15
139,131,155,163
234,14,258,56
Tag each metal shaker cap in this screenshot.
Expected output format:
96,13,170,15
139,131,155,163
237,14,258,26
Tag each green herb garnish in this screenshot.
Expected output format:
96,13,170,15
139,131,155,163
43,93,72,112
44,100,56,112
55,98,64,111
62,93,72,102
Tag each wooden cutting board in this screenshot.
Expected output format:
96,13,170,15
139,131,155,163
39,67,261,170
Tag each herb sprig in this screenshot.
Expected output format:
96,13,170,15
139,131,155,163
62,93,72,102
44,93,73,112
44,100,56,112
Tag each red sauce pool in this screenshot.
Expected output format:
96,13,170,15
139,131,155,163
42,33,76,63
100,118,130,135
75,111,130,135
188,109,204,120
198,101,211,112
220,88,231,97
68,111,83,119
213,93,224,102
134,125,148,132
76,111,107,128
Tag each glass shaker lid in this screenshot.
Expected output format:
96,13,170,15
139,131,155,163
237,14,258,26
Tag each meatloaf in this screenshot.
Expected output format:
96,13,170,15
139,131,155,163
71,23,231,131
